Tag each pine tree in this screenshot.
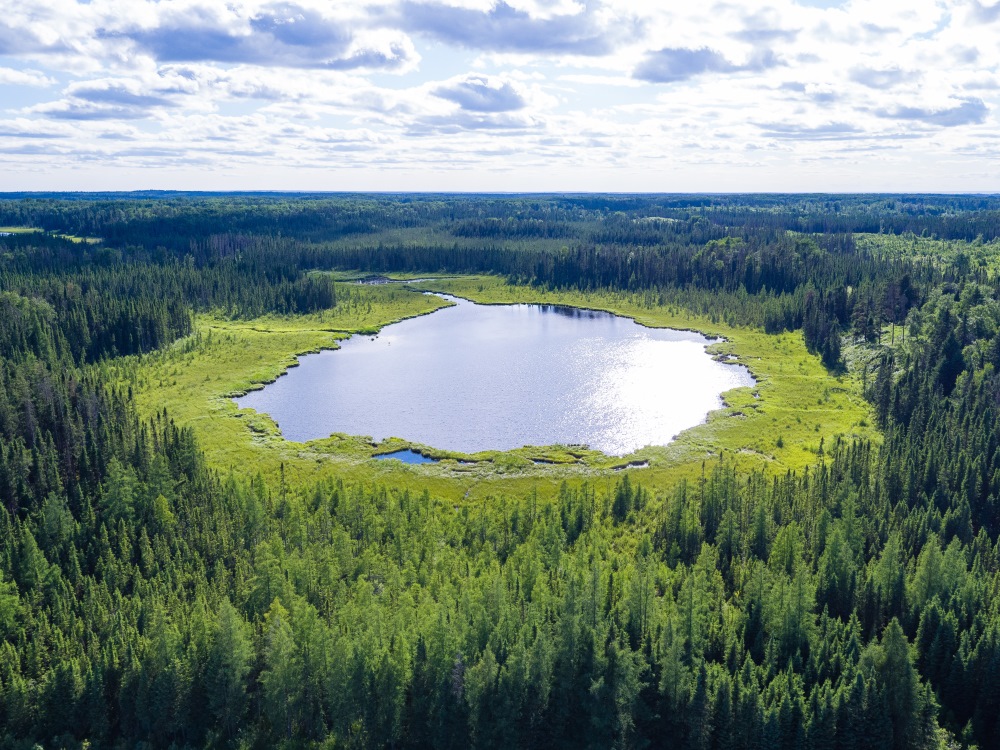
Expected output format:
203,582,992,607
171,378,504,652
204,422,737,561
260,598,303,741
205,598,252,741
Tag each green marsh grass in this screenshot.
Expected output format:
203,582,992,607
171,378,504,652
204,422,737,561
118,275,879,502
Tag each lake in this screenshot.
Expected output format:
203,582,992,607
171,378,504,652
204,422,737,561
235,294,755,456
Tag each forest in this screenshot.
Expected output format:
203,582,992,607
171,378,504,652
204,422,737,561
1,193,999,748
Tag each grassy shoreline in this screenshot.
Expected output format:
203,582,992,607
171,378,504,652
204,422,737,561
118,274,879,501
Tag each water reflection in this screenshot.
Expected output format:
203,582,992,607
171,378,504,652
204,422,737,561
374,449,438,464
538,305,606,320
236,294,755,456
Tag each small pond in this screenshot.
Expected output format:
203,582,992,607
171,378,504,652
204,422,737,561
374,449,438,464
235,294,755,456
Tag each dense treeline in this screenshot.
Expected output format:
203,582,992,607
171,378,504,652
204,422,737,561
9,192,1000,246
2,194,1000,748
0,435,959,749
0,233,335,363
321,234,939,340
6,194,976,352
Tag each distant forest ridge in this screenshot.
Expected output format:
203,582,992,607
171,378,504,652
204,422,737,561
3,193,1000,245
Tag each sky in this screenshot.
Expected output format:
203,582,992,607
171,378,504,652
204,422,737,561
1,0,999,192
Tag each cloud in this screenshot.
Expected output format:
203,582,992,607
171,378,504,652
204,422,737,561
432,75,526,112
0,22,68,55
849,67,917,90
778,83,838,103
108,3,414,70
633,48,737,83
755,121,863,140
633,47,780,83
0,143,67,155
28,80,180,121
98,131,140,141
812,20,897,45
0,67,56,87
950,46,979,65
397,1,630,55
0,118,71,139
33,101,160,121
733,10,799,44
733,27,798,43
70,83,175,109
874,98,988,127
407,111,539,136
0,0,998,189
809,90,839,104
963,76,1000,91
970,1,1000,23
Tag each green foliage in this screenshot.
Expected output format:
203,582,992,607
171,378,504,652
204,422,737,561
206,599,252,739
6,194,1000,748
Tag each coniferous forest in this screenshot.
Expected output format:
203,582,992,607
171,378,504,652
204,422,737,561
4,193,1000,748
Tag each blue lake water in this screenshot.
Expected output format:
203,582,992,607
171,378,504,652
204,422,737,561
235,294,755,456
374,449,438,464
